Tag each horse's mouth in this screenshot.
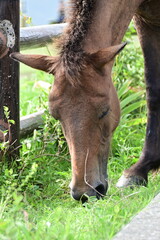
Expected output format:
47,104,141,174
70,181,108,202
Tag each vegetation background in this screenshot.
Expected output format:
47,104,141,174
0,22,160,240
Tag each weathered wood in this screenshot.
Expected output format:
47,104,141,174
0,30,9,59
20,110,44,138
20,23,67,50
0,0,20,159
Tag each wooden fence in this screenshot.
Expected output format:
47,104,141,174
0,0,65,159
20,23,66,50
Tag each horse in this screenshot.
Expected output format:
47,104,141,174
11,0,160,201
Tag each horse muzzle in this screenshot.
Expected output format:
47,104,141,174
70,181,108,202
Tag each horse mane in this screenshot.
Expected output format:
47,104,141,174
57,0,96,85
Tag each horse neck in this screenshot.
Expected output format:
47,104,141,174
83,0,144,53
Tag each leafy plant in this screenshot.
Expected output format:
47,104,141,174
0,106,15,161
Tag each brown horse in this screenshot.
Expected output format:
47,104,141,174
11,0,160,201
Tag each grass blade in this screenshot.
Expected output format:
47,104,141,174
121,100,146,115
120,91,144,110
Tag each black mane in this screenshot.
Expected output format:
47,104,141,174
59,0,96,83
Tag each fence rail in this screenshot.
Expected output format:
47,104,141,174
20,110,44,138
20,23,67,50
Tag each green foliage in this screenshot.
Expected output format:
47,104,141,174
0,107,15,161
0,161,38,218
0,24,160,240
124,21,137,38
20,11,32,27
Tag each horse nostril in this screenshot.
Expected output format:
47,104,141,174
95,183,106,198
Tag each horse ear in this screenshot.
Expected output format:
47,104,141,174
10,53,59,74
90,42,127,70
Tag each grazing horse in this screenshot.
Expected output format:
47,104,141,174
11,0,160,201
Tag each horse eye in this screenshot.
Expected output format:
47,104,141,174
99,109,109,119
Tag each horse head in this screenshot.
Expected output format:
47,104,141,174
10,43,126,201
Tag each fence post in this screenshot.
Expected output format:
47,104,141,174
0,0,20,160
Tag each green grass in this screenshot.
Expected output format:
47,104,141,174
20,45,56,116
0,26,160,240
